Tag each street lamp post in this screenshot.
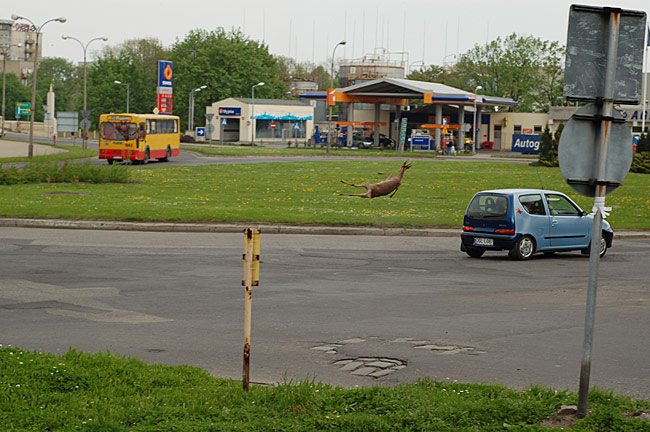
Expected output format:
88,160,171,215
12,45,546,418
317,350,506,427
1,42,22,138
188,85,207,133
472,85,483,154
11,14,66,158
113,80,129,113
327,40,346,154
62,35,107,150
251,82,264,144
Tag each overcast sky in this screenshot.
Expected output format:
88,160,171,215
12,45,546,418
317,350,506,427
5,0,649,69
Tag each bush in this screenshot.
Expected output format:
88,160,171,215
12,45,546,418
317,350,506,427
180,134,195,143
636,133,650,153
537,124,562,167
0,161,131,185
630,152,650,174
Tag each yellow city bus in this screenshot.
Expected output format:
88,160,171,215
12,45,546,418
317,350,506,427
99,113,180,164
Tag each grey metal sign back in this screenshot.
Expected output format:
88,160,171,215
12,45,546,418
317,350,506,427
564,5,646,104
558,103,633,197
56,111,79,133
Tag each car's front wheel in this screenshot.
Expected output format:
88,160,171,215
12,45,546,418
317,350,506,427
509,235,535,260
582,232,608,258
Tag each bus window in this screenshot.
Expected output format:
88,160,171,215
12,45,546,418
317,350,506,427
101,122,136,140
173,119,178,133
101,123,115,140
151,120,157,134
139,122,146,138
146,119,151,134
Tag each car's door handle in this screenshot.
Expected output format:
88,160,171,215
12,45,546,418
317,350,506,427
552,219,559,226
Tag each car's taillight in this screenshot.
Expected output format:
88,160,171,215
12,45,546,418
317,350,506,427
462,226,474,232
494,229,515,235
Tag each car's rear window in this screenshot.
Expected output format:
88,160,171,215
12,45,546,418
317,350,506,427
467,194,508,218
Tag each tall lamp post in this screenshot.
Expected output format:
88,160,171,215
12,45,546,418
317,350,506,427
113,80,129,113
472,85,483,154
188,85,207,133
1,42,22,138
62,35,107,150
11,14,66,158
327,40,346,154
251,82,264,144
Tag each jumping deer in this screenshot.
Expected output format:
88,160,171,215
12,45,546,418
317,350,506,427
339,161,412,198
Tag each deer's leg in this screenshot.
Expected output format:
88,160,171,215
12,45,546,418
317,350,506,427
340,180,367,188
389,185,400,198
338,192,372,198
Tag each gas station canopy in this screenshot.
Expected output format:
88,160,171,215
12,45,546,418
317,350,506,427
330,77,518,108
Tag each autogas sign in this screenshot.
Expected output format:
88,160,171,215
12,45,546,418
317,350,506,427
511,134,541,154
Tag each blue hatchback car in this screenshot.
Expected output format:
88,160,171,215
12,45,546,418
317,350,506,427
460,189,614,260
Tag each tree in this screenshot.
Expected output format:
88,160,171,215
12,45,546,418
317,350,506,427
86,38,168,126
451,34,566,112
407,65,449,83
2,72,31,121
537,124,563,167
34,57,77,121
170,28,285,131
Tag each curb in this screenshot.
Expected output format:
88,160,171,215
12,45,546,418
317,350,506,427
0,218,647,238
0,218,460,237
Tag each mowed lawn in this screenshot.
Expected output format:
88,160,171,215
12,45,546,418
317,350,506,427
0,160,648,229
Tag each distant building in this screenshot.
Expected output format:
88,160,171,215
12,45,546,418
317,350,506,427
0,18,42,85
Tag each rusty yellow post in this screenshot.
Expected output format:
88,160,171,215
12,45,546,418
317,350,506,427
242,228,260,392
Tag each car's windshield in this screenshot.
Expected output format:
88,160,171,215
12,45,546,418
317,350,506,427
101,122,137,140
467,194,508,218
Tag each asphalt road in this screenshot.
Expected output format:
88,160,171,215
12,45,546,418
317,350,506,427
1,227,648,399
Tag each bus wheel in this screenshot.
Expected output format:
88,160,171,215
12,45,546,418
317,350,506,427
143,148,150,164
159,146,171,162
107,159,114,165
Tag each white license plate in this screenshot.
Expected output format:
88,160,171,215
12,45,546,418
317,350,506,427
474,237,493,246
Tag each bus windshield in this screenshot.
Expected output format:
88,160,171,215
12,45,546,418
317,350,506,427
101,122,137,140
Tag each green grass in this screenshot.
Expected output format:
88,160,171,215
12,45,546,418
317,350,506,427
184,144,443,158
0,160,648,228
0,142,97,163
1,347,649,431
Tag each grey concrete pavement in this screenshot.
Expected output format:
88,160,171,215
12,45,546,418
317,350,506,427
0,137,68,157
1,227,649,399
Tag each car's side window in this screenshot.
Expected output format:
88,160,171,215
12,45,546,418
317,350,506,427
519,194,546,215
545,194,580,216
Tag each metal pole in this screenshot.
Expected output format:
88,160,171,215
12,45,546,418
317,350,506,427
188,89,193,133
242,227,260,392
251,87,255,145
472,85,482,154
1,51,6,138
82,48,88,149
242,229,254,392
577,10,620,419
27,31,39,158
126,83,130,114
327,41,346,154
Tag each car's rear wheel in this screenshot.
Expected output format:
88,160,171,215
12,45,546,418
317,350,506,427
465,247,485,258
106,159,114,165
509,235,535,260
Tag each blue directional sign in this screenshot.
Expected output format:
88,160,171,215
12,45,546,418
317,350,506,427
196,127,205,137
222,118,227,125
294,122,300,130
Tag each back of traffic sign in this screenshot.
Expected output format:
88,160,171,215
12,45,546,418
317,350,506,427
558,103,633,197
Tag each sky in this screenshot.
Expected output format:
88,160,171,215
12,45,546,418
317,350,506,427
4,0,650,70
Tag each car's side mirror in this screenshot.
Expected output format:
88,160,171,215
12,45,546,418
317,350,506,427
580,210,588,216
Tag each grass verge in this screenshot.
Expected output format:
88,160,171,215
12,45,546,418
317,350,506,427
0,160,647,229
2,346,649,431
183,144,444,158
0,143,97,163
